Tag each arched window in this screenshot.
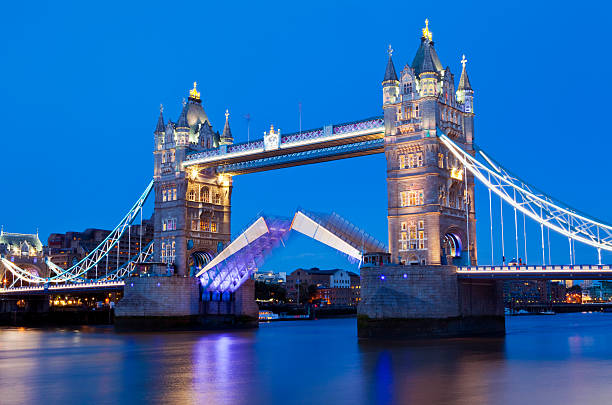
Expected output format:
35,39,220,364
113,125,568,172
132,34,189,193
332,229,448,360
200,187,209,203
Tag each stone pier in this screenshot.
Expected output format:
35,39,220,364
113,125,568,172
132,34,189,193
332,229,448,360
357,262,504,339
114,276,258,331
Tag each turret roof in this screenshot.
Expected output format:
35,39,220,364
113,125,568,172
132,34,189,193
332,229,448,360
411,37,443,76
154,105,165,133
222,110,233,141
383,54,398,82
458,57,472,91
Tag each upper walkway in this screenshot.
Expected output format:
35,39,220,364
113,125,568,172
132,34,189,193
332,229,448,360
183,117,384,174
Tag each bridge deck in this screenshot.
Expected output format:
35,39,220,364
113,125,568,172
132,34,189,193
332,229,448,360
457,265,612,280
0,281,125,296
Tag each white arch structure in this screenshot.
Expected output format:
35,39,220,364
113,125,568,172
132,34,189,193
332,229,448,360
1,181,154,286
439,130,612,263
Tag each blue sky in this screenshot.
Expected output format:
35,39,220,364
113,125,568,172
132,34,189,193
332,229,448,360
1,0,610,272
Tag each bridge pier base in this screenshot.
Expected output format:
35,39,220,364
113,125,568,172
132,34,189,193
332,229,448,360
357,265,505,339
114,277,258,331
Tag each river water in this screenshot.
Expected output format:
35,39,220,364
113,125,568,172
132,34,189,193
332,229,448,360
2,313,612,404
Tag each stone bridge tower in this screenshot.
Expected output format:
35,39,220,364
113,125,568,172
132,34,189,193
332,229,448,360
382,20,477,266
153,83,233,276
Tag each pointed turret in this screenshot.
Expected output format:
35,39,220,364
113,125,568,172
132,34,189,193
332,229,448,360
154,104,165,134
382,45,400,106
457,55,472,91
220,109,234,145
411,19,443,76
383,46,398,83
456,54,474,113
176,98,189,129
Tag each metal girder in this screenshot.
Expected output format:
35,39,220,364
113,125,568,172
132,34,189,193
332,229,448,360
438,130,612,252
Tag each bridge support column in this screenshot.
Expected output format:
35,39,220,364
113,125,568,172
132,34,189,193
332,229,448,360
115,276,258,330
357,265,504,339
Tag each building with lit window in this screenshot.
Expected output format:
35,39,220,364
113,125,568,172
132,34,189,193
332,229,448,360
153,83,234,275
286,268,360,306
503,280,566,306
254,270,286,284
0,229,46,284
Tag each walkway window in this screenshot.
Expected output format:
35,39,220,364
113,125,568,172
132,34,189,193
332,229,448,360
211,222,217,233
399,155,406,169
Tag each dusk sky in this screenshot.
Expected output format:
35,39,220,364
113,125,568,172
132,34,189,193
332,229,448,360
2,0,610,272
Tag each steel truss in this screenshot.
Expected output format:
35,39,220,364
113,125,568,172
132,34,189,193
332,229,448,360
439,130,612,258
1,181,154,286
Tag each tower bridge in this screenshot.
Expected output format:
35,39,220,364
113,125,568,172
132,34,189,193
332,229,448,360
2,20,612,337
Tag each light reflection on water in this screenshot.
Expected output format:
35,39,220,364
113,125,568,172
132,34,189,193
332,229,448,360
2,314,612,404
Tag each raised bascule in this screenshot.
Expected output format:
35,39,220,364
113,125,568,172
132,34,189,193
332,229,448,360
3,21,612,336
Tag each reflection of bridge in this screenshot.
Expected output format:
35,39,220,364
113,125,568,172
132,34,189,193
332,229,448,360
2,21,612,336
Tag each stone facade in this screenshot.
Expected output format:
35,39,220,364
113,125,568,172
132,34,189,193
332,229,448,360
153,84,233,276
358,264,504,338
115,276,200,317
382,21,476,266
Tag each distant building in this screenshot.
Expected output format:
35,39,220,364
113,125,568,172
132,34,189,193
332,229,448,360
44,217,154,278
0,229,46,284
254,270,286,284
0,229,43,259
503,280,566,306
584,281,612,302
286,268,360,306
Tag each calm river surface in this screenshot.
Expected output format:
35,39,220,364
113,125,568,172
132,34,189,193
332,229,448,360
2,313,612,404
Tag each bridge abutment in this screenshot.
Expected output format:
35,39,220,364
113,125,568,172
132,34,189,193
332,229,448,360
114,276,258,331
357,264,504,339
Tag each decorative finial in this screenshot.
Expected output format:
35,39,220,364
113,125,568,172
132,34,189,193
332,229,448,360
182,98,186,106
388,44,394,58
160,104,164,113
225,109,229,120
189,81,201,101
461,54,467,70
422,18,433,41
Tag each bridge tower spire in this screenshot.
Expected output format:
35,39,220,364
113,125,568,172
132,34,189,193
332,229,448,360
382,20,477,266
152,83,232,276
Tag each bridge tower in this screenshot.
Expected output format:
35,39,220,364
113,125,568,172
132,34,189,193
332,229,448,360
383,20,477,267
153,83,232,276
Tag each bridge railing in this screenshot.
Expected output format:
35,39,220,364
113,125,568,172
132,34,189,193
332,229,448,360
458,264,612,271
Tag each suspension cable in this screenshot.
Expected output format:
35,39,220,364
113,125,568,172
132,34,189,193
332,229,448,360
540,206,545,265
500,195,505,265
488,173,494,265
513,188,519,263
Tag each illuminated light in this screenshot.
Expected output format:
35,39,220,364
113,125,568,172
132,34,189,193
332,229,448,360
450,167,463,181
217,174,231,187
189,81,201,101
380,275,385,281
403,273,408,279
422,18,433,41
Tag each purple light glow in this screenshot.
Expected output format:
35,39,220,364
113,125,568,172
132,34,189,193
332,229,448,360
380,275,385,280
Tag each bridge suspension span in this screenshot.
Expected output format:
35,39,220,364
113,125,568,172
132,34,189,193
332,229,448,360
438,129,612,266
1,181,154,288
